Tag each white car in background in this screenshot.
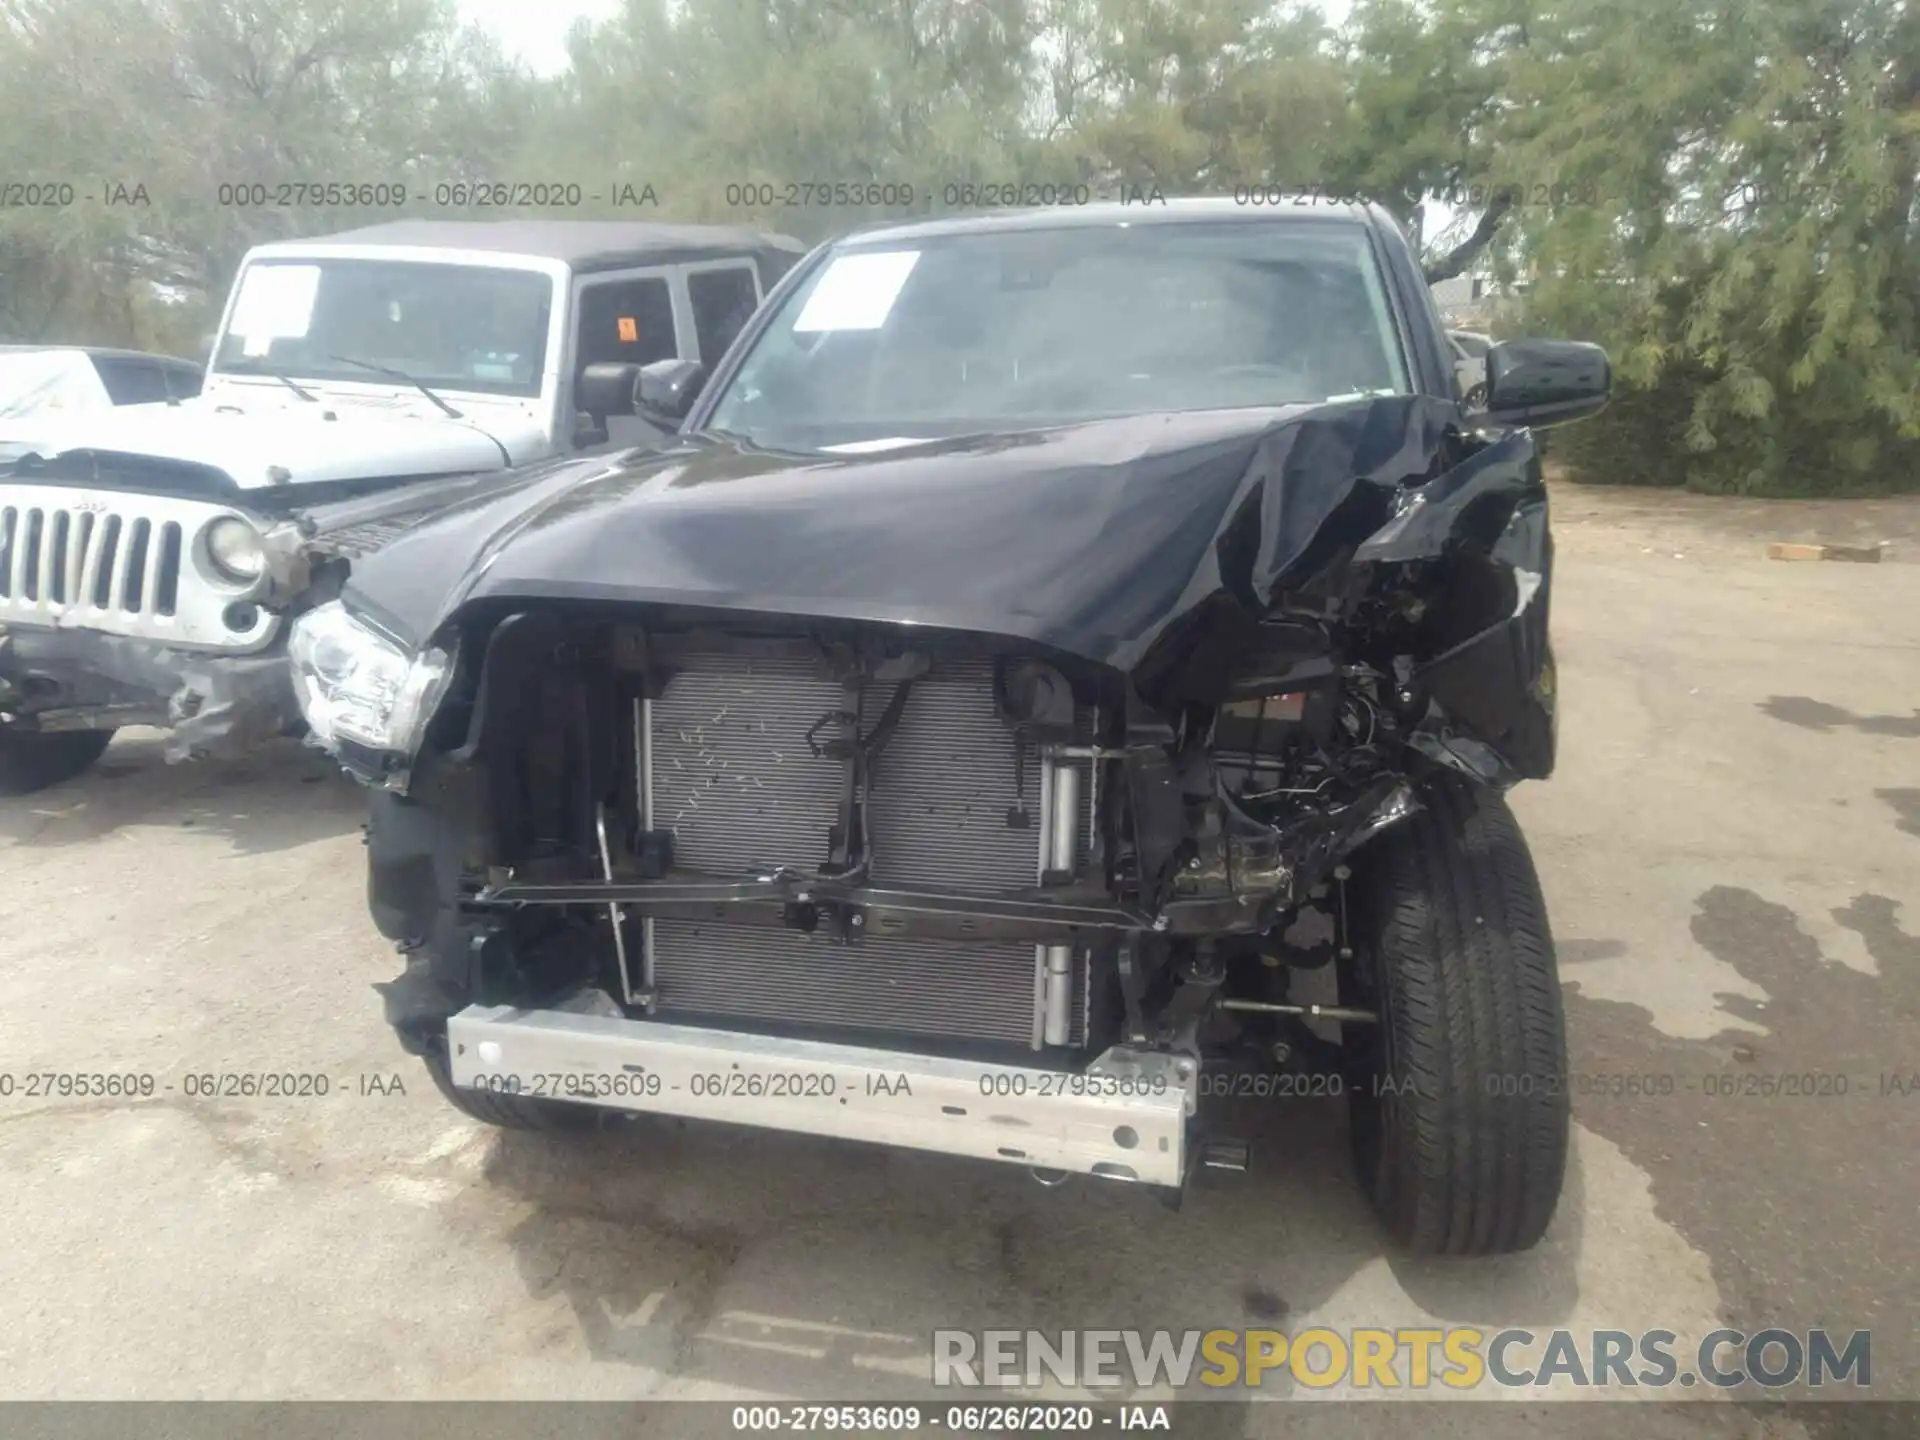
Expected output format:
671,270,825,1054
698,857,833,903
0,346,204,462
1447,329,1494,408
0,221,803,793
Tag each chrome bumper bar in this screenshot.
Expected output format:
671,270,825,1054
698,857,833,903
446,1002,1198,1186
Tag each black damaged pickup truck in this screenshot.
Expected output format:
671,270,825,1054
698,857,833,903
293,198,1609,1254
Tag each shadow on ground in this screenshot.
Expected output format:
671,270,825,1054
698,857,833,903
442,1074,1582,1403
0,731,365,856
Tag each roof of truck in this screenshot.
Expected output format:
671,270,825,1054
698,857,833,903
282,220,809,273
833,196,1383,247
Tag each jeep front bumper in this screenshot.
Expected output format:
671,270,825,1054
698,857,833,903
0,624,300,758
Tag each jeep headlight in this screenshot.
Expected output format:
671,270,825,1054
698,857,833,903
287,600,454,787
205,516,266,583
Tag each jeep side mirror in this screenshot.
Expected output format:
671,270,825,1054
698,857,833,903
637,358,707,425
1482,339,1611,428
578,361,642,419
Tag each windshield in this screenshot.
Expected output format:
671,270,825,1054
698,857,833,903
211,259,554,398
705,220,1410,451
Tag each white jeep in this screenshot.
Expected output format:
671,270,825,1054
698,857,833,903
0,220,803,791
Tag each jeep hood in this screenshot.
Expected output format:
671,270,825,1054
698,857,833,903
0,398,534,488
344,395,1556,780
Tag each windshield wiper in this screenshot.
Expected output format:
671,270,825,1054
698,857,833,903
325,354,463,419
222,361,319,402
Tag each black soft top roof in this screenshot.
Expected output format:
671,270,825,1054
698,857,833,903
298,220,809,274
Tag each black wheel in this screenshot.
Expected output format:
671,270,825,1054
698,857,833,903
0,728,115,796
1463,381,1489,410
421,1043,606,1133
1339,777,1569,1255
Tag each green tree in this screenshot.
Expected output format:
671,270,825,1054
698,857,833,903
1490,0,1920,491
0,0,528,343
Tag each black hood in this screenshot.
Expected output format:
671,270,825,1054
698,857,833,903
345,395,1552,774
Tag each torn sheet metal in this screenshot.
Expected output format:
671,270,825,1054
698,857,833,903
343,394,1555,783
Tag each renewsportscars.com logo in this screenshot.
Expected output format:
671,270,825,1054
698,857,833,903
932,1327,1872,1392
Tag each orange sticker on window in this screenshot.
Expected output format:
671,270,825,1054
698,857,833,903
617,316,639,343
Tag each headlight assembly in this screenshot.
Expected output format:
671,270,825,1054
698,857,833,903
205,516,266,583
287,600,455,788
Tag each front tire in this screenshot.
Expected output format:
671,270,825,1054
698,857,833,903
421,1043,605,1133
0,728,115,795
1340,777,1569,1255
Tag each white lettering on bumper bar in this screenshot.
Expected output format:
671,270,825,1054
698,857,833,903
446,1004,1197,1186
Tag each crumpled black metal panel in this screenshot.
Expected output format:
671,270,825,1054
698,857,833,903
345,395,1553,780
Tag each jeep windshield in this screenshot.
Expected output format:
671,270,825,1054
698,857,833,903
211,259,553,399
703,219,1411,452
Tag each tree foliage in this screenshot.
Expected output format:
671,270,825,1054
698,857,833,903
0,0,524,348
1,0,1914,492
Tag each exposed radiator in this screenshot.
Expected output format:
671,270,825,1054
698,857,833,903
641,642,1091,1049
647,922,1084,1048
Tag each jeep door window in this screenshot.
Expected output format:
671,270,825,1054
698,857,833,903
572,275,677,403
705,221,1411,451
687,265,761,364
212,260,553,398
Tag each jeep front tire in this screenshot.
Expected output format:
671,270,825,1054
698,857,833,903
0,728,115,795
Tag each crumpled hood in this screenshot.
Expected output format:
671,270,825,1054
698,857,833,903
346,392,1546,698
0,396,537,488
346,394,1554,779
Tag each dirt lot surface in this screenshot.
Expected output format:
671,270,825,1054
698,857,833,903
1,482,1915,1435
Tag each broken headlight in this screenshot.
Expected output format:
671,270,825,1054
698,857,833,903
287,600,454,788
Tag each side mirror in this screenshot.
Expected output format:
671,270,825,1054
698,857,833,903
636,358,706,425
578,361,642,419
1482,339,1611,427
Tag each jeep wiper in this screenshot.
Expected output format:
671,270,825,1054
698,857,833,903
325,354,463,419
222,360,319,402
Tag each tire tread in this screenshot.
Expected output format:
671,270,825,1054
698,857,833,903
1348,777,1569,1255
0,730,114,795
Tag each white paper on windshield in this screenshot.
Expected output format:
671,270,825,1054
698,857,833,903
792,251,920,333
228,264,321,356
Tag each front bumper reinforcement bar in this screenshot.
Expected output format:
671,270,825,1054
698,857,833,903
446,1003,1196,1186
475,874,1152,934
